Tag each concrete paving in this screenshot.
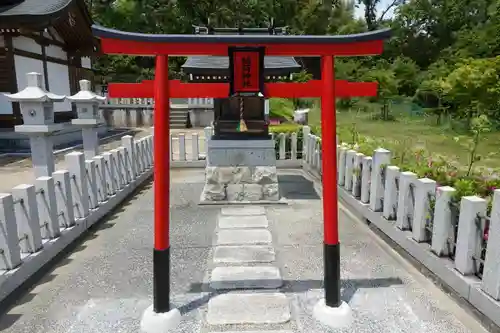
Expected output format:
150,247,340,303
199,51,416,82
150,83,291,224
0,168,492,333
206,293,291,325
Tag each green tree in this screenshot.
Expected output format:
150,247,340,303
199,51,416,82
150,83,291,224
391,56,419,96
415,79,448,125
441,57,500,127
362,69,398,120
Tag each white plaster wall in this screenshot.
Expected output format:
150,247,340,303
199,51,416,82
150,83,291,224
49,28,64,43
0,93,13,115
12,56,45,115
15,55,45,90
47,62,71,112
12,36,41,54
46,44,67,60
43,28,65,43
81,57,92,69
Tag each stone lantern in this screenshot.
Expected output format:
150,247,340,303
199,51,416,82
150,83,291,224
67,79,106,160
4,72,65,178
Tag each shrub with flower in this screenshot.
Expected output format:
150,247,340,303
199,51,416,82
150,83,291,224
338,129,500,241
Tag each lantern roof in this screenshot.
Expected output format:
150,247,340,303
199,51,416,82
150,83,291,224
67,80,106,103
4,72,66,102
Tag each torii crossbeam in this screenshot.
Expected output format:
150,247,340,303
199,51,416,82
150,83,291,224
92,24,391,332
107,79,378,99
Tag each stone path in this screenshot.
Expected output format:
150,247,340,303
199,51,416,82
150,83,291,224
205,206,291,331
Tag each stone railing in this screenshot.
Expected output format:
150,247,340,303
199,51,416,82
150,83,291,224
169,127,305,169
104,98,154,106
301,127,500,327
0,135,154,302
187,97,214,109
102,97,212,108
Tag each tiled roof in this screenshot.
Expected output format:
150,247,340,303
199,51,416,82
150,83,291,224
182,56,301,73
0,0,72,17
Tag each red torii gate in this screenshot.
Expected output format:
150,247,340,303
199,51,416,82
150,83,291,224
92,25,391,331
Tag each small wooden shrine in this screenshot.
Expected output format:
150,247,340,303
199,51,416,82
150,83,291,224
181,24,302,139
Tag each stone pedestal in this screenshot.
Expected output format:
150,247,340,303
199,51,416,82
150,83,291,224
72,119,99,160
200,139,280,203
15,124,64,178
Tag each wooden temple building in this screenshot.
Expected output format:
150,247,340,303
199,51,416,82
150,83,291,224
181,24,303,136
0,0,97,129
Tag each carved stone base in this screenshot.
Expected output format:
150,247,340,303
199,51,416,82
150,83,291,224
200,166,280,203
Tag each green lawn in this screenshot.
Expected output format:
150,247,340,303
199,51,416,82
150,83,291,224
308,106,500,171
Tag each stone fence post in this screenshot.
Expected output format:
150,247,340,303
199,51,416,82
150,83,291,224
455,196,487,275
481,189,500,300
369,148,391,212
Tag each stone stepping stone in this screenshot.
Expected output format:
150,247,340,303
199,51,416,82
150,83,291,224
221,206,265,216
213,245,275,263
206,293,291,325
218,215,268,229
210,266,282,290
216,229,272,245
210,331,292,333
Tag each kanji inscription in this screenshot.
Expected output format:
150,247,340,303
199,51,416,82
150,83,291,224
229,47,264,96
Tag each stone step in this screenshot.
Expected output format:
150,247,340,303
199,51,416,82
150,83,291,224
220,206,266,216
216,229,272,245
218,215,268,229
206,293,291,325
210,266,282,290
210,331,292,333
213,245,275,264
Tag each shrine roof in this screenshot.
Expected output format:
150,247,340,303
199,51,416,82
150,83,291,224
182,25,301,75
182,56,301,75
0,0,72,23
0,0,96,55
